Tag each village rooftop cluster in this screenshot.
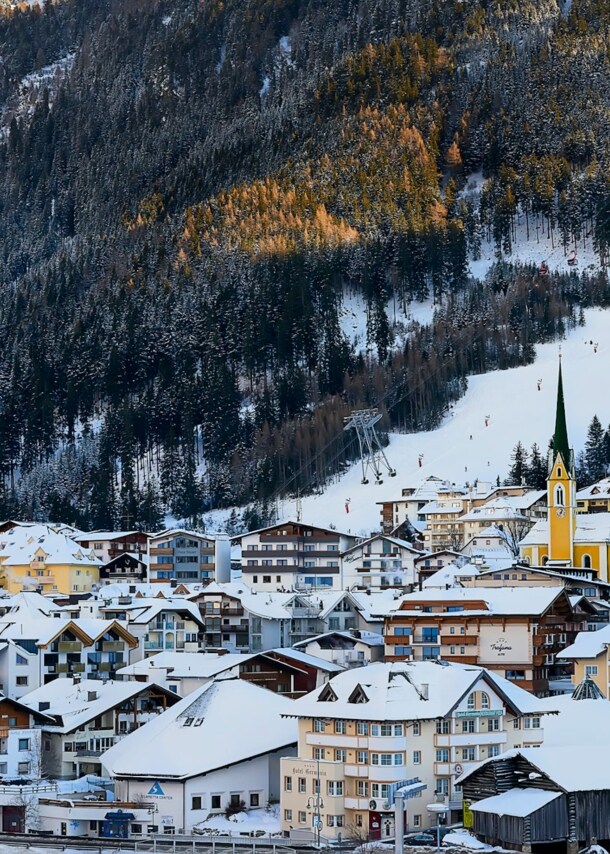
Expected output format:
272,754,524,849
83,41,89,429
0,366,608,851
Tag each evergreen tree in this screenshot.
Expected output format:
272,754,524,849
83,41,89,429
506,441,529,486
584,415,606,484
528,443,547,490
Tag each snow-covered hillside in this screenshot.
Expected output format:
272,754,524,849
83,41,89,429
276,308,610,535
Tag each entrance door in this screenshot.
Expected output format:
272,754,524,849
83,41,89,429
369,812,382,840
2,806,24,833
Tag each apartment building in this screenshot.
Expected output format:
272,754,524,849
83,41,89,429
121,600,204,657
377,477,455,535
73,532,150,566
0,696,53,778
148,530,230,585
0,618,139,696
20,678,178,778
341,536,419,590
384,586,588,695
237,522,357,592
279,661,548,841
576,476,610,514
189,582,251,651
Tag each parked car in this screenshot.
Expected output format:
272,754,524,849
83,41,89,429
404,832,436,845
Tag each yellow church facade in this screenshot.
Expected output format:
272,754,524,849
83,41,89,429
519,363,610,581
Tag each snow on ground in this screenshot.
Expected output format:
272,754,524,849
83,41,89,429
461,172,603,281
443,831,494,850
274,307,610,535
194,806,281,836
340,288,436,353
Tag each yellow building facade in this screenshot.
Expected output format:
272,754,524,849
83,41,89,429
520,363,610,581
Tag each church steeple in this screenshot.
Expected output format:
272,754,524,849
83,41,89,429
552,359,572,471
547,357,576,564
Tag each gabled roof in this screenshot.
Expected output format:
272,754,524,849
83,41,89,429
148,528,216,545
0,616,137,648
101,678,298,779
293,630,384,650
19,678,177,733
284,661,547,722
470,788,561,817
232,520,353,541
577,477,610,499
117,651,259,680
127,600,204,627
73,531,147,543
0,524,102,568
414,550,462,564
341,535,418,557
394,585,570,617
556,624,610,660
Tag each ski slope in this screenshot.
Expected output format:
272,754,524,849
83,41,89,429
276,308,610,535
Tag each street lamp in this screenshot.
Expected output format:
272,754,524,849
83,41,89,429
426,801,448,854
306,757,325,848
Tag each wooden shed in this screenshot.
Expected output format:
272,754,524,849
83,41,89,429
460,746,610,854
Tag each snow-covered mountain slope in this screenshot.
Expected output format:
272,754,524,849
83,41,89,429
276,308,610,535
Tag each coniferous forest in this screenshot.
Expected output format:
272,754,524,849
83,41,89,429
1,0,610,528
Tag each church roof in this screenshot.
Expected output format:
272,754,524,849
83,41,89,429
552,361,572,471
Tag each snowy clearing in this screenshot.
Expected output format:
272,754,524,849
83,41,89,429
274,308,610,535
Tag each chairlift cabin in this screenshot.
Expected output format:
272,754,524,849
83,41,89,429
567,250,578,267
538,261,549,277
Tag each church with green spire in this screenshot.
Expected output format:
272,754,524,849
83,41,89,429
520,361,610,577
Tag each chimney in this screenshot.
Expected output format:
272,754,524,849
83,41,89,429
72,674,81,685
88,691,98,702
420,683,429,701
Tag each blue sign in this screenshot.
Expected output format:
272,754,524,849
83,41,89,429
148,782,165,796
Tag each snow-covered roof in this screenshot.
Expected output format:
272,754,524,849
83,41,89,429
533,692,610,746
73,531,145,542
270,648,344,673
556,624,610,660
101,678,298,779
470,788,561,817
422,561,481,588
127,600,204,627
117,651,257,680
284,660,547,722
469,746,610,792
0,616,136,646
19,678,174,733
396,586,567,616
521,513,610,546
419,501,464,516
577,477,610,499
459,500,530,522
293,630,384,649
0,590,62,616
149,528,216,545
0,524,102,567
342,535,418,557
233,520,353,541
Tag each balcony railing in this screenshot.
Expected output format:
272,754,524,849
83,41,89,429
58,641,82,653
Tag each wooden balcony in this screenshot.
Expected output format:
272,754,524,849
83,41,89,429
440,635,478,645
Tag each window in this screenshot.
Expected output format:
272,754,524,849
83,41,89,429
284,810,293,822
467,693,475,710
480,693,490,710
357,781,369,796
411,722,420,736
413,751,421,765
462,720,475,734
524,717,541,729
488,718,500,731
284,776,292,792
250,794,260,807
488,745,501,758
413,815,421,828
334,720,346,734
314,719,326,733
211,796,221,810
394,754,404,765
252,576,258,583
327,816,344,828
436,720,449,734
356,750,368,764
262,575,271,584
327,781,343,796
15,676,28,687
313,748,325,760
462,748,476,761
298,777,307,793
450,646,455,654
555,484,565,507
18,762,30,774
191,797,202,811
15,654,28,665
513,718,521,729
586,665,599,677
335,749,346,762
298,811,307,823
582,555,592,569
436,779,449,797
394,724,403,736
435,749,449,763
18,738,29,751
